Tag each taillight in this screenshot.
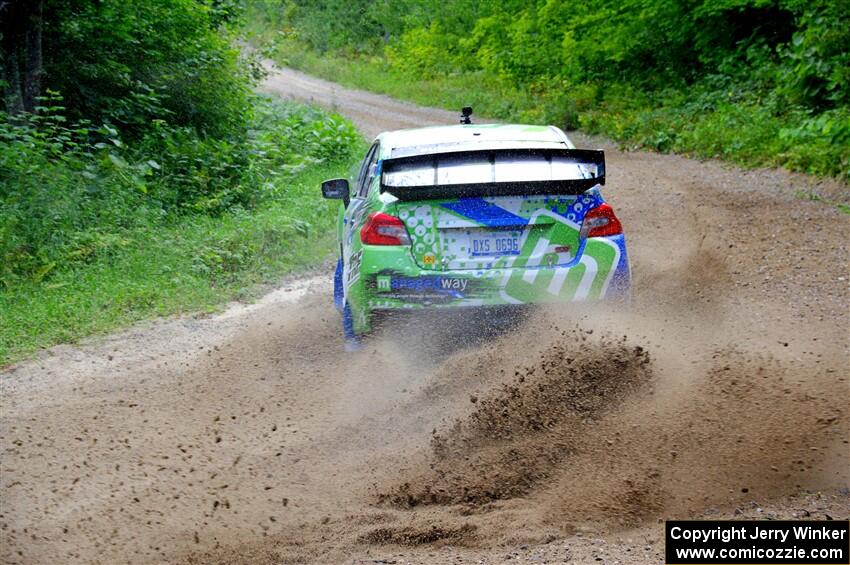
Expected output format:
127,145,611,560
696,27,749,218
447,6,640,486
580,203,623,238
360,212,411,246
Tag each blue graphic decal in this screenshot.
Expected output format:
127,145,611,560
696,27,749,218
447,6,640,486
441,198,528,228
389,276,464,297
550,190,603,223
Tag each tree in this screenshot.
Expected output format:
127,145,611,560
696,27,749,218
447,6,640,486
1,0,44,114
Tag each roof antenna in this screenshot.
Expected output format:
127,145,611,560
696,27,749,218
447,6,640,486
460,106,473,125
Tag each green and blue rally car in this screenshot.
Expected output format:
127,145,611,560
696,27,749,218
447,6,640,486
322,110,630,350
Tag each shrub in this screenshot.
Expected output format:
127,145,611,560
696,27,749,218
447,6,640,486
249,0,850,180
0,96,360,287
39,0,254,138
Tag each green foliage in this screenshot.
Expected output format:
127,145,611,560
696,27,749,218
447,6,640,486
386,24,465,78
40,0,253,137
0,98,362,363
0,97,358,288
0,0,364,364
249,0,850,180
2,0,273,287
779,2,850,108
0,158,356,364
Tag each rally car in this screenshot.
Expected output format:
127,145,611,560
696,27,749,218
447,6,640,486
321,111,630,349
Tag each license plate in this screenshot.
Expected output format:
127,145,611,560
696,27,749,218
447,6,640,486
469,231,521,256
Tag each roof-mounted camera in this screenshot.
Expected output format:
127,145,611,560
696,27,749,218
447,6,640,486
460,106,473,125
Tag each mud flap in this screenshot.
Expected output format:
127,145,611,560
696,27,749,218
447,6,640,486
342,302,362,351
333,259,344,312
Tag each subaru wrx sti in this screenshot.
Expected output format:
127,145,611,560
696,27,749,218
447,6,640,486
321,111,630,349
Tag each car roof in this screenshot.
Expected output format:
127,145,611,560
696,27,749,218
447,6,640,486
376,124,575,159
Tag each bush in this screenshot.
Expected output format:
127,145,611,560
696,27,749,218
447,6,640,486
0,104,148,288
38,0,254,138
0,1,364,363
0,96,360,288
2,0,268,282
249,0,850,180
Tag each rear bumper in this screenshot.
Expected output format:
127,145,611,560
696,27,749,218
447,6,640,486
371,303,532,326
362,234,630,312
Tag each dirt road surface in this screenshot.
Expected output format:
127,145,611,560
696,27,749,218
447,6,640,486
2,65,848,565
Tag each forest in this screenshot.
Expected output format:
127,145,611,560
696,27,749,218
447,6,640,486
250,0,849,179
0,0,361,362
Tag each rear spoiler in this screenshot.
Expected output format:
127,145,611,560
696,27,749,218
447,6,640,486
380,148,605,201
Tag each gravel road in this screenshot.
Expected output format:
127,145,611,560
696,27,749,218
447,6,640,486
1,64,848,565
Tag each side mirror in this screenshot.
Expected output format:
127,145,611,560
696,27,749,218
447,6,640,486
321,178,350,206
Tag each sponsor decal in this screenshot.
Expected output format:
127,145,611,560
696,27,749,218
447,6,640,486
346,249,362,286
376,275,391,292
440,278,468,291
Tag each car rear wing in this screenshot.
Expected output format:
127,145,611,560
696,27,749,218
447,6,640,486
380,148,605,201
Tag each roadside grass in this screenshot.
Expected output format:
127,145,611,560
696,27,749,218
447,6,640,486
0,158,358,366
255,36,850,184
